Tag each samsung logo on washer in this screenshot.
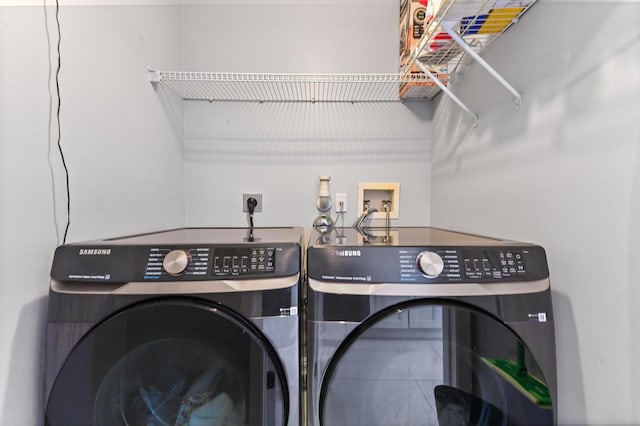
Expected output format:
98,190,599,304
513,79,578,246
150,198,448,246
332,249,361,257
78,248,112,256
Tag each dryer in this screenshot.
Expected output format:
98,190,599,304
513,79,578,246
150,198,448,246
306,227,557,426
45,227,302,426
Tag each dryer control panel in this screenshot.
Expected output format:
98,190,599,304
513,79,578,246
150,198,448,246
51,243,300,283
307,245,548,284
144,246,277,279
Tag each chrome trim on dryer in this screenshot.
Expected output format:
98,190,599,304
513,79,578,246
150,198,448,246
51,273,300,295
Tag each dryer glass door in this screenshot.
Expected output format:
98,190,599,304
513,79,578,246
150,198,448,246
319,301,553,426
45,299,289,426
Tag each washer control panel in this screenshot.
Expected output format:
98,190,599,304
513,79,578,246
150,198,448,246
307,245,548,284
399,248,530,282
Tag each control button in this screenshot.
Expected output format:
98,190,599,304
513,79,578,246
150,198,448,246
416,251,445,278
163,250,191,276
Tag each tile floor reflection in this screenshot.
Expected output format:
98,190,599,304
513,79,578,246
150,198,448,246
322,338,444,426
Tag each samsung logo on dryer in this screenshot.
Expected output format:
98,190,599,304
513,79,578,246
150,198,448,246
331,249,361,257
79,248,112,256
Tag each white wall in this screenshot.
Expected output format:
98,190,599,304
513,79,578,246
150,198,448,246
0,1,431,422
13,0,636,424
181,1,433,228
56,5,185,241
431,1,640,424
0,4,183,423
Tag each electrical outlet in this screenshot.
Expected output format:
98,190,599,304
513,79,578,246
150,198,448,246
242,193,262,212
336,193,347,213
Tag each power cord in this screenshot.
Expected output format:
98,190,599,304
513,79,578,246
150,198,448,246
55,0,71,244
247,197,258,228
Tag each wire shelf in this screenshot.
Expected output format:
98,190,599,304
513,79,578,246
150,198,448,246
148,71,448,102
414,0,538,73
148,1,538,112
397,0,539,123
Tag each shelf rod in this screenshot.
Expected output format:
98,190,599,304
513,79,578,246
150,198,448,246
415,61,478,127
441,21,522,107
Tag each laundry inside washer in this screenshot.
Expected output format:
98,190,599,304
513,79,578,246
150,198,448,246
305,227,557,426
45,227,303,426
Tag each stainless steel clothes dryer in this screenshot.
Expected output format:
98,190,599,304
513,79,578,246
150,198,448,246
45,227,302,426
306,227,557,426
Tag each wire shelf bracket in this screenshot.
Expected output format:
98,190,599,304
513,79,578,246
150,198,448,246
440,20,522,109
415,60,478,127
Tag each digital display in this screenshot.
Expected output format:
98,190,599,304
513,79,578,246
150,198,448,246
212,247,276,277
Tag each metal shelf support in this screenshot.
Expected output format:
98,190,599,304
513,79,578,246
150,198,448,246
440,21,522,108
415,61,478,127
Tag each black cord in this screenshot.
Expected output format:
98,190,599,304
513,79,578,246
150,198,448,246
247,197,258,228
55,0,71,244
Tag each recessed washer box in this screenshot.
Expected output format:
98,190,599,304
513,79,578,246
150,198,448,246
357,182,400,220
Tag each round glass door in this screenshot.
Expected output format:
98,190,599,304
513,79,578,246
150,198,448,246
46,298,289,426
320,300,553,426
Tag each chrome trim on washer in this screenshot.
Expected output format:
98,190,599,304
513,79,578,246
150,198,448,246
307,277,549,297
51,273,300,295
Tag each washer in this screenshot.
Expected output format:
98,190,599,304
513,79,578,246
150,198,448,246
306,227,557,426
45,227,302,426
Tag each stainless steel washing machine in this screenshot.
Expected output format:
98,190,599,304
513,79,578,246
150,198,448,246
45,227,302,426
306,227,557,426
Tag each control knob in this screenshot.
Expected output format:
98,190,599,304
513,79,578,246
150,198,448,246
417,251,444,278
163,249,191,276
